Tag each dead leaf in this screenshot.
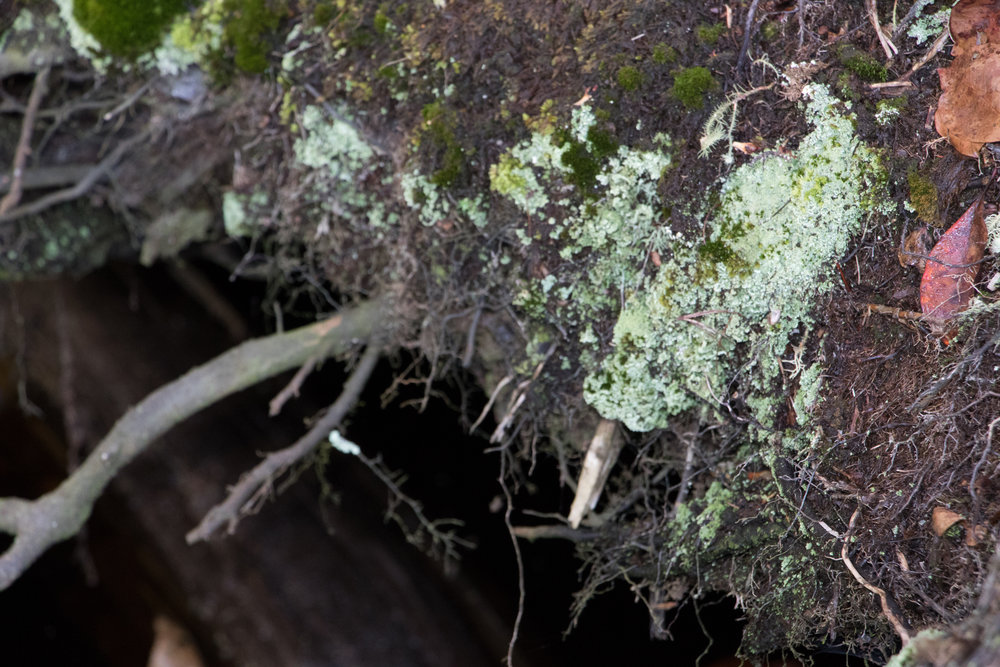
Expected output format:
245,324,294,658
935,0,1000,156
919,196,987,319
931,506,965,537
898,227,930,271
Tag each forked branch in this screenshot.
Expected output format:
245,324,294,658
186,345,382,543
0,297,386,590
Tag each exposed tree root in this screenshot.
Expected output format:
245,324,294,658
186,344,381,543
0,297,385,590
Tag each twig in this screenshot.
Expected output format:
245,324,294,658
0,299,386,590
0,165,98,194
511,524,599,542
0,66,49,216
186,344,381,543
0,128,151,224
268,356,318,416
909,329,1000,412
841,508,910,644
355,450,474,563
873,28,950,90
735,0,762,76
798,0,806,48
500,450,525,667
866,0,898,59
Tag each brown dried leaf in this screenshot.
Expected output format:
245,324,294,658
935,0,1000,156
931,506,965,537
949,0,1000,58
898,227,930,271
920,197,987,319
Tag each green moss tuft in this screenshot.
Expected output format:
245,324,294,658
696,22,726,46
907,168,939,225
421,101,467,188
616,64,644,92
760,21,781,42
839,45,888,82
223,0,285,73
671,66,716,109
652,42,678,65
72,0,189,57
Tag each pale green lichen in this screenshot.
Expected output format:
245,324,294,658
400,171,487,229
906,3,949,45
697,480,734,544
222,189,269,237
491,105,674,353
584,85,889,431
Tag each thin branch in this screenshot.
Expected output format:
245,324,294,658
0,128,151,224
0,298,386,591
841,508,911,644
186,345,381,543
268,356,318,416
866,0,898,59
511,524,599,542
0,66,50,216
500,450,525,667
735,0,762,76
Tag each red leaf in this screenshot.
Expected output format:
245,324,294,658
920,196,987,319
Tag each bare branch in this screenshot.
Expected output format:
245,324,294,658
186,345,382,543
0,128,151,224
0,298,386,591
0,66,50,215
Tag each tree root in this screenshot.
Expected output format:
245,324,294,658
0,298,385,590
186,345,381,543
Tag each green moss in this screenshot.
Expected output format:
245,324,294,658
421,101,467,188
312,3,334,25
373,5,392,34
907,168,939,225
695,22,726,46
72,0,190,56
671,66,717,110
760,21,781,42
652,42,677,65
616,64,644,92
839,45,888,82
586,125,618,159
560,140,602,192
223,0,285,73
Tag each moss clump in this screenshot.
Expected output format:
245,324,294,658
907,168,939,225
72,0,190,57
313,3,334,25
839,45,888,82
696,22,726,46
557,123,620,194
616,65,644,92
421,102,467,188
671,66,716,109
223,0,285,72
652,42,678,65
760,21,781,42
373,6,392,35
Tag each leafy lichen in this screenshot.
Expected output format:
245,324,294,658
584,85,890,431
